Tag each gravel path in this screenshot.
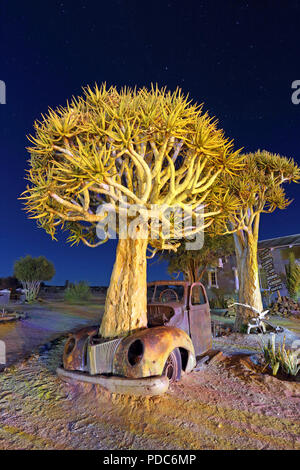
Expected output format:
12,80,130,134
0,333,299,450
0,303,101,366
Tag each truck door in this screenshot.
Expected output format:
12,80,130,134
188,283,212,356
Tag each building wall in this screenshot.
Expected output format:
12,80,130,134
201,255,238,299
211,245,300,299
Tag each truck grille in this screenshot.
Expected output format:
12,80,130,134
88,338,122,375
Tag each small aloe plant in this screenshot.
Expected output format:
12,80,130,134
261,334,300,377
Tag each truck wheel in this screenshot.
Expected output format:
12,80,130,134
163,348,182,382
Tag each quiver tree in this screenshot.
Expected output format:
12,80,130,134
160,230,234,283
22,84,243,338
218,150,300,331
14,255,55,302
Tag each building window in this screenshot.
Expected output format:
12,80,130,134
211,270,217,287
208,269,218,288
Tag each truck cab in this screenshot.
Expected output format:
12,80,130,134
147,281,212,356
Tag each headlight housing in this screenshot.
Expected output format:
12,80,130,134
127,339,144,366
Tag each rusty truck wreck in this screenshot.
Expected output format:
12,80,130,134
57,281,212,395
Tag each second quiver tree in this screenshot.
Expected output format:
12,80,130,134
218,150,300,331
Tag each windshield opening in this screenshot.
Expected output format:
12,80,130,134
147,284,185,304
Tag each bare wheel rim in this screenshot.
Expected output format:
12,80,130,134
164,353,176,380
163,349,181,382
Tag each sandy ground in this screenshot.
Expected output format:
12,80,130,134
0,327,300,450
0,299,104,366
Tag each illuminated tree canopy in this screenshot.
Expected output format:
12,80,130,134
23,84,243,251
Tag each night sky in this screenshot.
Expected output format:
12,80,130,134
1,0,300,285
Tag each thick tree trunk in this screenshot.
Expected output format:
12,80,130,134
234,231,263,332
22,280,41,302
99,237,148,338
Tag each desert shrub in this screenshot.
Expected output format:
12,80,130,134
209,287,228,309
261,334,300,377
285,253,300,301
14,255,55,302
64,281,91,303
224,296,238,317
